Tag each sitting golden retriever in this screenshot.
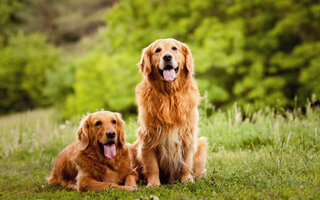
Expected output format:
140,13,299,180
48,111,138,191
132,38,208,186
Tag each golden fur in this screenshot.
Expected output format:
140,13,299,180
48,111,138,191
132,38,208,186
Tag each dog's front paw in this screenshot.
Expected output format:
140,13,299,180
147,182,160,187
122,185,137,191
181,174,194,184
146,175,160,187
194,168,206,179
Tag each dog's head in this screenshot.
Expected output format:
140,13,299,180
76,111,125,159
138,38,194,82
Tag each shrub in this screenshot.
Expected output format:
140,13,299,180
63,51,140,118
45,58,76,107
0,33,60,114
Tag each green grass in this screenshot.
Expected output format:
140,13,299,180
0,106,319,199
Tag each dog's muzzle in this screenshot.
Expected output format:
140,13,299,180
159,54,179,81
98,129,117,159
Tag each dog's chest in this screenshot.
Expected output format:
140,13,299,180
101,168,127,184
156,127,184,173
148,93,194,124
101,160,130,184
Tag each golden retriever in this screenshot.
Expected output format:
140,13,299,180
132,38,208,186
48,111,138,191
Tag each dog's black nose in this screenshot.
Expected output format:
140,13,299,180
163,54,172,62
106,130,116,138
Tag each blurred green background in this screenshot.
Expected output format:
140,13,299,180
1,0,320,118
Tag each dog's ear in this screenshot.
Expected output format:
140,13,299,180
181,42,194,75
137,45,152,76
115,112,125,147
76,115,90,151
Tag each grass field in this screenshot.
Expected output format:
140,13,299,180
0,105,319,199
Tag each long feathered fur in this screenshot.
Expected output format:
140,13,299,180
133,38,207,184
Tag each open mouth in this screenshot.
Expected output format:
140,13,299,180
158,66,179,81
98,141,116,159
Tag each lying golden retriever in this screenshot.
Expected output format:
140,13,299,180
132,38,208,186
48,111,138,191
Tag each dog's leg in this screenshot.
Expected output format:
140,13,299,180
181,139,195,184
193,137,208,178
181,149,194,184
124,170,138,187
142,149,160,187
77,174,136,191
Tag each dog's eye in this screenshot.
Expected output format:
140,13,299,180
155,48,161,53
95,121,102,126
111,120,117,125
172,46,177,50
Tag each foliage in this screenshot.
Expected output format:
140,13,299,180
63,51,140,118
62,0,320,117
0,33,60,114
1,0,320,116
45,58,76,108
0,0,22,44
0,107,319,199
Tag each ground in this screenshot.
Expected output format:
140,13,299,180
0,106,319,199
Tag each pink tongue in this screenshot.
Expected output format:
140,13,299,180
104,144,116,159
163,69,176,81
